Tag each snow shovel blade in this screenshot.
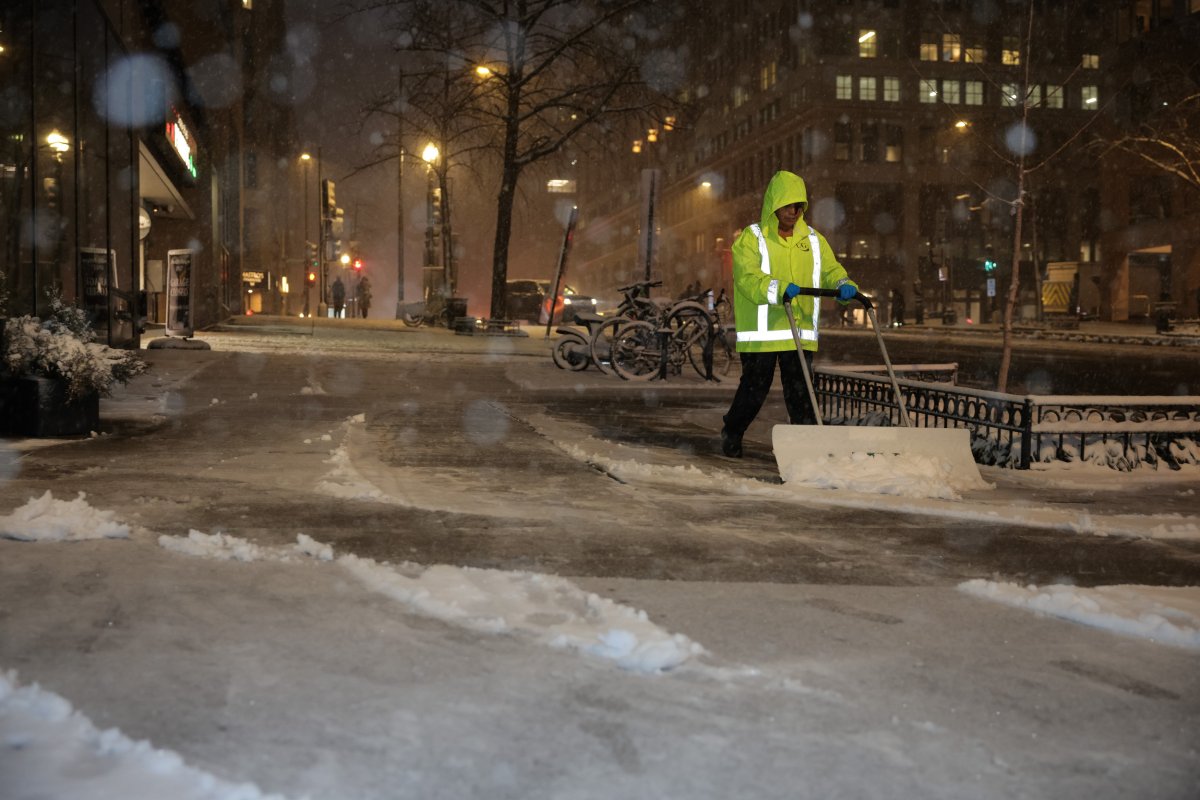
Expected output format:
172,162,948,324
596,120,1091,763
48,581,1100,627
772,424,983,483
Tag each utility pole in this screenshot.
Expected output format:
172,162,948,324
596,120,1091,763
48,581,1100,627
396,67,406,315
317,146,326,313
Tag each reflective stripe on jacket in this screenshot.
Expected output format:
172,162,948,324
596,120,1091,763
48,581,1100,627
736,223,823,345
732,170,856,353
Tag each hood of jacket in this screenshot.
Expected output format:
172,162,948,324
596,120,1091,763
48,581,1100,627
759,170,809,237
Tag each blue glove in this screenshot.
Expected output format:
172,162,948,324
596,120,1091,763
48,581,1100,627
837,283,857,303
783,283,802,301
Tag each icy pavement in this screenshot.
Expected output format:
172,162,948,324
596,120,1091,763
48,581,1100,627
0,329,1197,799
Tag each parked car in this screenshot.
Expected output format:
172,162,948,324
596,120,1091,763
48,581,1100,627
505,279,547,322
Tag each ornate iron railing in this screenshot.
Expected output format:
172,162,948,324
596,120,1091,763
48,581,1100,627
814,366,1200,471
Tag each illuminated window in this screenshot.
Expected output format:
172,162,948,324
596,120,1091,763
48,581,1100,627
942,34,961,62
1082,85,1099,109
942,80,961,105
858,29,877,58
885,125,904,162
760,61,777,91
1082,53,1099,69
1027,85,1042,107
919,79,938,104
1002,36,1020,65
859,76,877,101
1045,84,1064,109
965,81,983,105
1001,83,1019,107
733,85,750,108
836,75,853,100
964,44,985,63
919,36,938,61
883,77,901,102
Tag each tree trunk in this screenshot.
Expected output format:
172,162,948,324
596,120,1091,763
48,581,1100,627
997,164,1025,394
489,87,524,320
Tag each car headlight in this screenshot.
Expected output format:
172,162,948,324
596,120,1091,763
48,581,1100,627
590,298,598,305
563,298,572,305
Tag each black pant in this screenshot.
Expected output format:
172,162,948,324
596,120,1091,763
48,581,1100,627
722,349,817,435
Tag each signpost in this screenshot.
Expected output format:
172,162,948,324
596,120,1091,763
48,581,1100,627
166,249,194,338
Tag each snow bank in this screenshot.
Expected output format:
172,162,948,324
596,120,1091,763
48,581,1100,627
156,532,704,673
338,554,705,673
959,580,1200,651
0,671,293,800
0,491,130,542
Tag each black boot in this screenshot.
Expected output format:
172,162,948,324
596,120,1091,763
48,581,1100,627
720,427,743,458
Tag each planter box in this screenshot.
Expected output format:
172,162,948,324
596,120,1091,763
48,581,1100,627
0,376,100,437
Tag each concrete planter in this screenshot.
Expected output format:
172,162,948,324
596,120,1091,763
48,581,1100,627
0,375,100,437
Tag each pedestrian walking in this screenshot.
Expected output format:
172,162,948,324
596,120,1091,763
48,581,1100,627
356,276,372,318
891,286,906,327
720,170,858,458
331,277,346,318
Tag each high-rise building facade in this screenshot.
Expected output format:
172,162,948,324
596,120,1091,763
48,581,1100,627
573,0,1185,325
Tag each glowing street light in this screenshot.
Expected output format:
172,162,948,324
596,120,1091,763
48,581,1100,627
340,253,351,266
474,65,493,78
422,142,440,164
45,130,69,153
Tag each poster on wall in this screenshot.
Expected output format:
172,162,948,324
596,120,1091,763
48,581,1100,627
166,248,194,338
79,247,113,325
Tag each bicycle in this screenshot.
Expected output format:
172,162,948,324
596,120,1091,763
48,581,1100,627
588,280,666,375
686,288,737,381
608,299,716,381
550,311,609,371
590,282,715,380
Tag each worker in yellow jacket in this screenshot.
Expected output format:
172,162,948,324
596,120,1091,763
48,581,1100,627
721,170,858,458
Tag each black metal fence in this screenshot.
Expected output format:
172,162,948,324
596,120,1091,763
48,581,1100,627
815,365,1200,471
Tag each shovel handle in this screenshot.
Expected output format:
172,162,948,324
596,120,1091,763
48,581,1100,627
788,287,874,310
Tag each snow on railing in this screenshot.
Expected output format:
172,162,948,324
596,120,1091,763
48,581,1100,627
814,366,1200,471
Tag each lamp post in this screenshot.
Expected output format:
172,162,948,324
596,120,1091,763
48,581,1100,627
300,153,312,317
421,142,454,298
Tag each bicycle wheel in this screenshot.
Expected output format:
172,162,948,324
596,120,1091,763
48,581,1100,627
688,326,736,380
666,301,715,378
589,316,633,376
610,320,662,381
552,335,590,371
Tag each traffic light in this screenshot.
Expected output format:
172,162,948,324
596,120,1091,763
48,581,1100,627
983,259,997,272
306,269,317,285
306,242,319,270
352,258,363,272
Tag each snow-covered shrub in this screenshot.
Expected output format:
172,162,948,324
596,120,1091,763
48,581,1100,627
2,295,148,401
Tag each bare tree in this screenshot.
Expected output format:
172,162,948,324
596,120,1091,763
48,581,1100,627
1100,66,1200,192
356,0,675,319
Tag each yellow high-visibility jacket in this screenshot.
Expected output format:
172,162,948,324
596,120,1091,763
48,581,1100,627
732,170,856,353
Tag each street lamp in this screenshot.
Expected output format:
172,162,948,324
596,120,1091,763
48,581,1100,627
420,141,455,299
46,130,70,153
300,153,313,316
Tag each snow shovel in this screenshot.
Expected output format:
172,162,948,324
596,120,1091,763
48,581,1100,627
773,289,982,483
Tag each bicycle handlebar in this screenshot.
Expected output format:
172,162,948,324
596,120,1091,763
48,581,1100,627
789,287,874,311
